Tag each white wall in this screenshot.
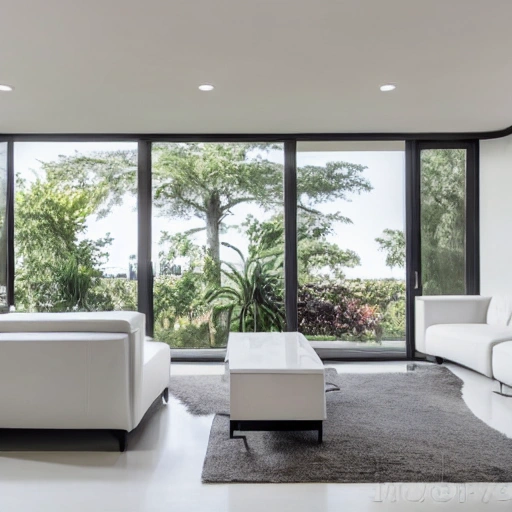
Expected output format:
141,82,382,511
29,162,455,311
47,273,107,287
480,134,512,295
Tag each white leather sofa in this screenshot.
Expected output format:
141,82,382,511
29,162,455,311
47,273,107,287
416,296,512,391
0,311,171,450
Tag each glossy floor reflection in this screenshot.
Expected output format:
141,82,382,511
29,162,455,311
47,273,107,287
0,361,511,512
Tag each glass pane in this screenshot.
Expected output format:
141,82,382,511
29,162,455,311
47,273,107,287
420,149,466,295
0,143,7,310
14,142,138,312
296,142,406,352
152,142,284,348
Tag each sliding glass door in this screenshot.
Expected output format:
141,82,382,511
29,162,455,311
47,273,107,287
407,141,479,356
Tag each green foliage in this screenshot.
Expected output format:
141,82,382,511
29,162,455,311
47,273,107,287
373,150,466,294
379,298,406,339
243,212,360,282
13,144,415,349
46,144,372,284
298,160,372,207
342,279,405,310
154,273,207,327
420,149,466,294
41,151,138,218
343,279,406,340
152,143,283,221
152,143,285,284
375,229,406,270
304,335,337,341
205,243,285,332
88,279,137,311
15,175,113,312
155,318,211,348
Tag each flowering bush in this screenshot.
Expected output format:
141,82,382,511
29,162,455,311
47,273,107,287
298,283,380,339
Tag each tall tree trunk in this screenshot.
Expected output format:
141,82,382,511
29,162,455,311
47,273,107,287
206,193,222,286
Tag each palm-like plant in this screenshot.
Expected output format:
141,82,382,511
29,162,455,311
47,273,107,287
205,242,285,332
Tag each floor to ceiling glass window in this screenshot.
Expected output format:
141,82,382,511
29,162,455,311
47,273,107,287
151,142,284,348
296,142,406,354
13,142,138,312
0,143,8,311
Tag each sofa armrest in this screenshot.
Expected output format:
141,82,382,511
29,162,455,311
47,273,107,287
415,296,491,354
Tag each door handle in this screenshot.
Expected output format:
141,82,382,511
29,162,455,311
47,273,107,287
414,271,420,290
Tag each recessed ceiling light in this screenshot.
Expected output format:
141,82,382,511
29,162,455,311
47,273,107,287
380,84,396,92
0,84,13,92
198,84,214,92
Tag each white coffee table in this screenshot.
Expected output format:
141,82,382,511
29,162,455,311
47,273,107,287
227,332,326,442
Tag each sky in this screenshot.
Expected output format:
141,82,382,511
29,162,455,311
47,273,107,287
14,142,405,280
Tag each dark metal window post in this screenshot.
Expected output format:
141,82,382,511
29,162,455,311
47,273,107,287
6,139,14,309
405,140,420,360
284,140,298,332
137,141,154,337
465,141,480,295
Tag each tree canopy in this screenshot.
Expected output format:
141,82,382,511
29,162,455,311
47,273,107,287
43,143,372,285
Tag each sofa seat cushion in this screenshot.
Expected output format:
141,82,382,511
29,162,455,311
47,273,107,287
492,342,512,387
425,324,512,377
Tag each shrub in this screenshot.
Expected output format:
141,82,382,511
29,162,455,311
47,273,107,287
343,279,405,309
205,243,285,333
298,283,379,340
298,280,406,341
88,278,137,311
155,317,211,348
379,298,406,339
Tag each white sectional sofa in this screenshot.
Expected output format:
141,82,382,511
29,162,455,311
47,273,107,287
416,296,512,392
0,311,171,450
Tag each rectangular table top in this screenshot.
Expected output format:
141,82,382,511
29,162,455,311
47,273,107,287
227,332,324,374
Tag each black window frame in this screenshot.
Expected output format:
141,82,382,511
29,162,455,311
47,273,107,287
0,137,14,309
3,132,482,361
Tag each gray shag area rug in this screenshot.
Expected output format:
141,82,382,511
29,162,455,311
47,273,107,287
170,365,512,483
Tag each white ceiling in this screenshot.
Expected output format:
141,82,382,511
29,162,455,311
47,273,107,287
1,0,512,134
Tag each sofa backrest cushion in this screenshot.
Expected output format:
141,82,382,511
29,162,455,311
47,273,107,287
487,296,512,326
0,311,145,335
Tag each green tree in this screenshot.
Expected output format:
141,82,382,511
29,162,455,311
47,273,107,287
46,144,371,285
420,149,466,294
152,143,283,284
15,175,111,311
244,212,360,282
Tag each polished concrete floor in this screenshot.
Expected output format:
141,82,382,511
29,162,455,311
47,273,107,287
1,361,511,512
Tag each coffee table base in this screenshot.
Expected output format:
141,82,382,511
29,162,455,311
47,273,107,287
230,419,323,443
